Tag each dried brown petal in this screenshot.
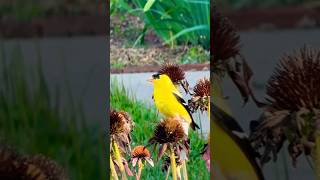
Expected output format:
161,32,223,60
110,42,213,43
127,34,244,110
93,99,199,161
201,144,210,171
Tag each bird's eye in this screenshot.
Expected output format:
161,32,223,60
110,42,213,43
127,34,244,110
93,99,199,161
152,73,160,79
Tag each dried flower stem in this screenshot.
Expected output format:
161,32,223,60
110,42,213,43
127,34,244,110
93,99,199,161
165,168,171,180
182,160,188,180
170,144,177,180
313,133,320,179
177,166,182,179
110,155,119,180
112,140,127,180
136,159,144,180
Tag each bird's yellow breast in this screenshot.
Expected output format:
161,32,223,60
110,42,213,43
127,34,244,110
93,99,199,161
153,87,191,123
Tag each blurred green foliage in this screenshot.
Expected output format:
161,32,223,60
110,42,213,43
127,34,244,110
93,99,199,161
180,46,210,64
131,0,210,49
0,44,105,180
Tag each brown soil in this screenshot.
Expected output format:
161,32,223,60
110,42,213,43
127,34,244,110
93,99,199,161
110,45,190,67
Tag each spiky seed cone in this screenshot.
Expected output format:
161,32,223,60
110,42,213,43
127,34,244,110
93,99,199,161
194,78,210,97
22,155,68,180
0,143,22,179
110,109,134,135
159,63,185,84
266,46,320,111
0,143,67,180
189,77,210,112
213,10,240,62
131,146,151,159
153,118,185,144
110,109,126,135
251,46,320,166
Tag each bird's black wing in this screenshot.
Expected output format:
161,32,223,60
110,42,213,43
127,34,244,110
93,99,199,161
212,103,244,133
172,92,200,130
211,102,264,180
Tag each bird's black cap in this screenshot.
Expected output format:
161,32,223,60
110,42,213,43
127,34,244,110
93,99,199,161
152,73,161,79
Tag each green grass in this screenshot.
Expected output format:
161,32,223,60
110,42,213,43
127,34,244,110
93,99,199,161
180,46,210,64
110,79,210,179
0,45,105,180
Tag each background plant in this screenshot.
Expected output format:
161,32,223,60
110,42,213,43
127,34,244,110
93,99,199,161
0,45,105,180
130,0,210,49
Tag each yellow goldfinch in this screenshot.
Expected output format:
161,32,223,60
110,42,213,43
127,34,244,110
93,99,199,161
212,102,264,180
148,73,199,135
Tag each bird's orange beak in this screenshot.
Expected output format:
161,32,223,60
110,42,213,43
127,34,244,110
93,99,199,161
147,77,154,83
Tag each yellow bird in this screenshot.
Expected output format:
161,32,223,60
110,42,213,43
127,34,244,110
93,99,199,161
212,102,264,180
148,73,199,135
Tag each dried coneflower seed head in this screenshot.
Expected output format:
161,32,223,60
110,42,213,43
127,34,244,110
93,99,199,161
213,11,240,62
194,78,210,97
153,118,185,143
266,46,320,111
110,109,126,135
131,146,151,159
117,111,134,133
0,143,67,180
0,143,21,179
159,63,185,84
189,77,210,112
23,155,67,180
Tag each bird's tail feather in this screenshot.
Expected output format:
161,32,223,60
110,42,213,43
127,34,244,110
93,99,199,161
190,120,200,130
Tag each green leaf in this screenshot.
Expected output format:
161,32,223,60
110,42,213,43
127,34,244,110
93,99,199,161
165,24,209,44
143,0,156,12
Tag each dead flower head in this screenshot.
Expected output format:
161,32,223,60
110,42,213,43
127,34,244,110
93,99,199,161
189,77,210,112
0,143,67,180
212,9,240,64
148,118,188,161
250,46,320,166
22,155,68,180
151,118,185,144
211,10,259,106
159,63,189,93
110,108,134,154
130,146,154,167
